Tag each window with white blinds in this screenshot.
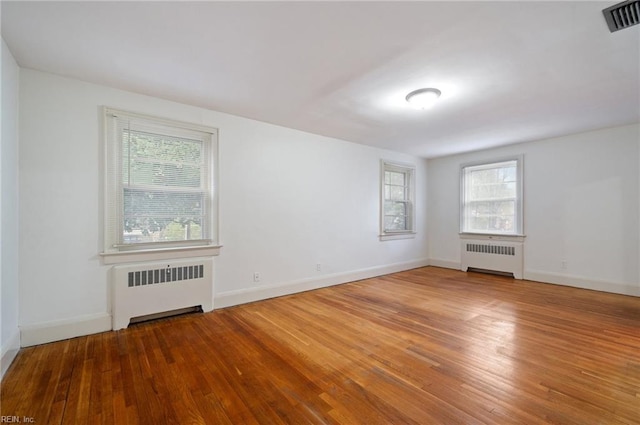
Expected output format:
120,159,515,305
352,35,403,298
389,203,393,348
104,108,218,251
381,161,415,236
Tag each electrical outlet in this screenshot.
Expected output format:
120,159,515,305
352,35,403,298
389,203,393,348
316,263,322,272
561,260,567,270
253,272,260,282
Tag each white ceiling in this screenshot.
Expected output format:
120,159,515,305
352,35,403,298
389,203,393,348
2,1,639,158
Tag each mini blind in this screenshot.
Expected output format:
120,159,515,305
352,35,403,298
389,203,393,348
105,108,217,250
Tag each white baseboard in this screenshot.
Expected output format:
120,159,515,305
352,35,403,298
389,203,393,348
1,330,21,380
13,263,636,350
16,260,429,346
427,258,461,270
20,313,112,347
427,258,639,297
524,270,640,297
215,258,429,308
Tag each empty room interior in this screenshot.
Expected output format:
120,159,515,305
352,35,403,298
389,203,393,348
1,1,639,424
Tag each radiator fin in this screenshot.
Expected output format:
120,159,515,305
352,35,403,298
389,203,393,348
461,239,524,279
466,243,515,256
112,258,214,330
128,264,204,287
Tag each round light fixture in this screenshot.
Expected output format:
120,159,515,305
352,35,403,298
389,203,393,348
405,88,442,109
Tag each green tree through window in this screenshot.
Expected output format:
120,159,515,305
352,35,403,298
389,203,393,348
105,109,217,250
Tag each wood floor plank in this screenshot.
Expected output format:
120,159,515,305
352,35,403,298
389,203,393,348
2,266,639,424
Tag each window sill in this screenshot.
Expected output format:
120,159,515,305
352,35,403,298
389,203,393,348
101,244,222,265
379,232,416,241
459,233,525,242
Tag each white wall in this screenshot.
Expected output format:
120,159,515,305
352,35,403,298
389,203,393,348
428,124,640,296
18,69,429,344
1,39,21,377
11,67,640,350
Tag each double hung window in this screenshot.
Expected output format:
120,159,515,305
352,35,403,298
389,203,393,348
460,157,523,235
104,108,218,251
381,161,415,236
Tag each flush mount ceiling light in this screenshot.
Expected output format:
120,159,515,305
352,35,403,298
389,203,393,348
406,88,442,109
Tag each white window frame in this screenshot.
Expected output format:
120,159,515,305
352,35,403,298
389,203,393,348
380,160,416,240
101,107,220,264
460,155,524,236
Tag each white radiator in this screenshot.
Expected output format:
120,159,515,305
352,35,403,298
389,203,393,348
111,258,214,330
460,238,523,279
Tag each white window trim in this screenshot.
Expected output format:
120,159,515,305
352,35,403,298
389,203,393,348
101,244,222,265
380,160,416,241
459,233,525,243
459,155,524,237
101,107,220,263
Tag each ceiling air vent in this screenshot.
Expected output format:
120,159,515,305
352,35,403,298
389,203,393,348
603,0,640,32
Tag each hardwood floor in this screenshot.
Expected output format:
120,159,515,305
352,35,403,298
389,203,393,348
2,267,639,424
